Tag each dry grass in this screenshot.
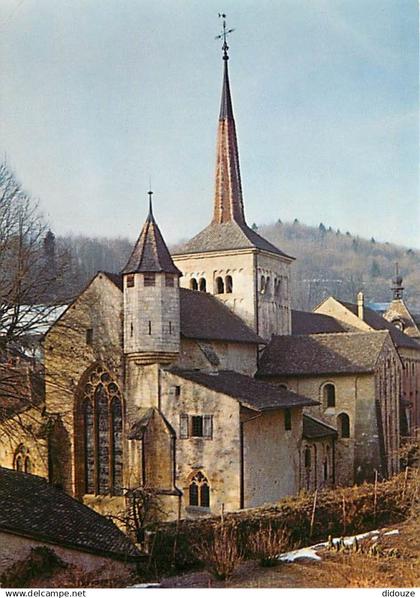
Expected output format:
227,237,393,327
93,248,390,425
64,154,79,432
193,521,243,580
247,523,291,567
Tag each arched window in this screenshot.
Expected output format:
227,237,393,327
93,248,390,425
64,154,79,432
337,413,350,438
79,367,123,496
215,277,224,294
199,277,206,292
14,445,31,473
304,447,311,468
189,471,210,508
323,383,336,408
260,275,266,294
274,279,281,298
225,275,233,294
190,278,198,291
265,277,271,296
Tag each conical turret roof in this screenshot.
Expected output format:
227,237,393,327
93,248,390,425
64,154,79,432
122,197,181,275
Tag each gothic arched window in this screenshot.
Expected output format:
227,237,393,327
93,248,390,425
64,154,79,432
79,367,123,496
189,471,210,508
14,445,31,474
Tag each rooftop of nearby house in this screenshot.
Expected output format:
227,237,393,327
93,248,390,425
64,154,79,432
168,368,318,411
0,467,141,560
291,310,348,335
303,414,337,439
257,330,392,377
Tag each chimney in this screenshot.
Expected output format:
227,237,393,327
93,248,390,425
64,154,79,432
357,291,364,321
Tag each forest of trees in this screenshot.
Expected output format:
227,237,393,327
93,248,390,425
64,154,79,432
58,219,420,313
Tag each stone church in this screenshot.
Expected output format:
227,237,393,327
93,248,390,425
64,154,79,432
0,37,408,522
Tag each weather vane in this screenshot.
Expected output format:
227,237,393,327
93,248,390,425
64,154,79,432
215,13,235,60
148,178,153,214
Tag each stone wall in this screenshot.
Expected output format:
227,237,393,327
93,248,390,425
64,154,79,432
160,370,242,518
173,248,256,331
0,531,135,578
242,408,301,507
173,247,292,341
123,271,180,355
300,437,335,492
44,273,124,501
256,250,292,338
0,410,48,479
177,338,257,375
268,374,371,485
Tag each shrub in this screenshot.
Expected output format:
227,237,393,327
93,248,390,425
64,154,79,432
193,521,242,580
248,523,291,567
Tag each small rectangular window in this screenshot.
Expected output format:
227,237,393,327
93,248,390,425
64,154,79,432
284,408,292,431
169,321,173,335
165,274,174,287
86,328,93,346
203,415,213,439
126,274,135,288
148,321,152,335
180,414,189,439
169,385,181,398
144,273,156,287
191,415,203,437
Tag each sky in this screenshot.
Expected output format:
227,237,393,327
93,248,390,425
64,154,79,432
0,0,418,248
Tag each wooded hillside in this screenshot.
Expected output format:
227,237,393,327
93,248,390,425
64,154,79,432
59,220,420,312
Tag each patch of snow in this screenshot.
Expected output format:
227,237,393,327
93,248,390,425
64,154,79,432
278,547,321,562
277,526,399,564
128,583,161,588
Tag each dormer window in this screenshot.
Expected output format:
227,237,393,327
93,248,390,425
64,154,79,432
144,273,156,287
126,275,135,288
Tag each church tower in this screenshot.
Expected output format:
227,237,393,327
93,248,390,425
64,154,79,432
383,264,420,339
172,17,294,340
122,192,181,363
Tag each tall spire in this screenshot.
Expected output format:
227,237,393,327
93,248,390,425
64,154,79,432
212,14,246,225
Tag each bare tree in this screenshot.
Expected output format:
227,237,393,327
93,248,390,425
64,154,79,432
0,161,75,455
0,161,73,350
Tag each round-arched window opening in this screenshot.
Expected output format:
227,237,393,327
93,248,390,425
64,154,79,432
323,383,336,408
190,278,198,291
260,275,266,294
337,413,350,438
392,319,404,331
199,278,206,292
215,277,225,294
304,447,311,468
225,275,233,294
